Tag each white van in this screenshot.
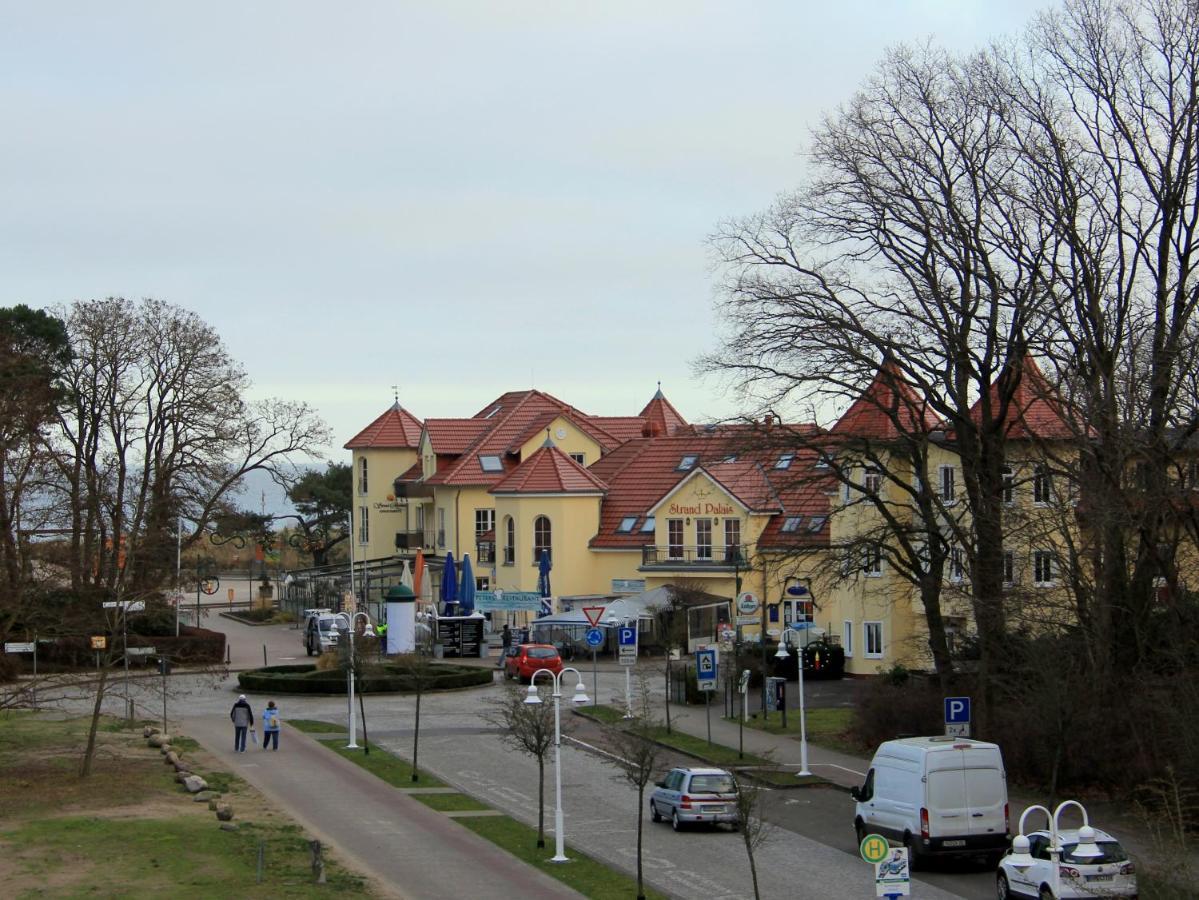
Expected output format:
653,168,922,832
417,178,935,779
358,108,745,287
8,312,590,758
851,736,1009,867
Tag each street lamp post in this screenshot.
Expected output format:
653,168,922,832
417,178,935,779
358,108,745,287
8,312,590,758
525,666,589,862
774,628,811,777
331,611,372,750
1006,800,1104,899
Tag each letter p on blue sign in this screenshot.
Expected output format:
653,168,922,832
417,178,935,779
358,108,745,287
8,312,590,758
944,696,970,724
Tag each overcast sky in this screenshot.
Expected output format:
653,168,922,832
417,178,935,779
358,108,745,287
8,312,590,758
3,1,1050,457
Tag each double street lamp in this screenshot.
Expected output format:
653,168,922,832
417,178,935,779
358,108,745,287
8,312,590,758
774,579,814,777
1006,800,1104,898
330,611,371,750
524,666,589,862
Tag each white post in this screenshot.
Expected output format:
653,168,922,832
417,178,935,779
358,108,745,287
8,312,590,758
796,631,811,776
349,508,358,607
346,628,359,749
624,665,632,718
551,680,567,862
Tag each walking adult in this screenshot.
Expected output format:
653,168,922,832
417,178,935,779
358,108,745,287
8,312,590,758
230,694,254,752
496,623,512,668
376,621,388,656
261,700,281,751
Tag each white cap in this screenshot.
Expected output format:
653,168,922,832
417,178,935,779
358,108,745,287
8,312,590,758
238,694,246,700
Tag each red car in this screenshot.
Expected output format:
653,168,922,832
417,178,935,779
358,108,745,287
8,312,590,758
504,644,563,683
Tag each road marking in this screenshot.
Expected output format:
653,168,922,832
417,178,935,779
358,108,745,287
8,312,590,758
812,762,866,777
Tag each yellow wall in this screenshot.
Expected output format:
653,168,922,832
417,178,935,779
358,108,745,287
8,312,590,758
350,447,419,561
518,418,603,468
492,493,604,597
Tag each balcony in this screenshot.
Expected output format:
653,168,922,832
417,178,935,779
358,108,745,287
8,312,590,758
640,545,745,571
394,529,437,552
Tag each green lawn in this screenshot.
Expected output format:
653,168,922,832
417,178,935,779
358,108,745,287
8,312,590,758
327,744,447,788
409,792,492,812
733,707,862,755
287,718,347,734
458,815,670,900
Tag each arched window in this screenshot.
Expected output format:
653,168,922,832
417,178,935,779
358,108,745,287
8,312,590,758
358,457,368,495
533,515,551,563
503,516,515,565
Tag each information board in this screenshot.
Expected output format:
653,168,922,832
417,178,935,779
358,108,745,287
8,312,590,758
436,617,484,658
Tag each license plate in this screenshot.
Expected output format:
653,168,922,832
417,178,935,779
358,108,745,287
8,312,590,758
1086,875,1113,882
941,840,966,847
703,805,725,812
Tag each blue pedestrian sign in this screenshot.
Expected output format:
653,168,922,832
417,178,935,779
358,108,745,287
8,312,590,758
695,649,717,691
945,696,971,724
585,627,604,648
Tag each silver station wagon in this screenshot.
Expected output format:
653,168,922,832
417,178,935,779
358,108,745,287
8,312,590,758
649,767,739,831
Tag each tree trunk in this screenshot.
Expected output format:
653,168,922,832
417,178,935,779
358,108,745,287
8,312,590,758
636,785,645,899
411,688,421,782
80,666,109,777
663,656,672,734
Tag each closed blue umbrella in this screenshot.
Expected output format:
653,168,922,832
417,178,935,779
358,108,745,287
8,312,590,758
440,551,458,615
458,553,475,614
537,549,552,617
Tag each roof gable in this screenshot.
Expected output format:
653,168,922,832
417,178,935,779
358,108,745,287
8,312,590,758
831,359,937,440
490,444,608,495
344,402,423,449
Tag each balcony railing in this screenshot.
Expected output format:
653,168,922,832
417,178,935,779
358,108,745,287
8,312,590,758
641,545,746,568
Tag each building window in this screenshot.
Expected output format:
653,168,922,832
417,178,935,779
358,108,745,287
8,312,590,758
617,516,638,533
949,547,964,582
940,465,956,503
842,620,854,657
1034,465,1052,505
1003,550,1015,586
724,519,741,562
807,516,826,532
533,515,552,563
775,453,794,470
479,454,503,473
695,519,712,559
640,516,656,533
1034,550,1054,585
864,543,882,576
1001,466,1014,504
667,519,684,558
475,509,495,539
781,516,802,533
437,508,445,549
864,622,883,658
415,505,425,530
358,457,368,495
475,509,495,563
503,516,515,565
358,505,369,544
677,455,699,471
475,575,490,591
843,475,853,501
864,467,881,495
569,452,585,466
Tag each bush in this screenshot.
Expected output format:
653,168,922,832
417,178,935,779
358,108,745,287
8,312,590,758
236,662,493,694
38,626,225,667
848,676,944,750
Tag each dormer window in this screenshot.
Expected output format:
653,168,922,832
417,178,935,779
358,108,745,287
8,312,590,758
807,516,827,532
677,455,699,471
722,454,738,464
616,516,638,533
479,454,503,472
640,516,656,532
814,457,830,469
775,453,795,470
781,516,803,533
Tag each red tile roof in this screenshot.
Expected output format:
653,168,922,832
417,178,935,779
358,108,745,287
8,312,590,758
490,444,608,495
969,354,1075,440
344,402,423,449
639,389,689,436
589,416,653,442
831,359,938,440
424,419,490,455
396,461,423,482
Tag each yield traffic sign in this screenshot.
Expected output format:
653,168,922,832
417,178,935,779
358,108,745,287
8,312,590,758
582,606,606,627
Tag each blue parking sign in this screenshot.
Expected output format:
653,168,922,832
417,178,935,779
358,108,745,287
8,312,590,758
944,696,971,724
618,626,636,647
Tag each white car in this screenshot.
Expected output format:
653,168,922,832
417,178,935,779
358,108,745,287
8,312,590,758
997,826,1137,899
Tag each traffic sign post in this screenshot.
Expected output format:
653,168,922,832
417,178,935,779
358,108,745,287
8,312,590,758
618,624,637,718
584,627,604,647
582,606,606,627
873,847,911,897
696,648,718,745
944,696,971,738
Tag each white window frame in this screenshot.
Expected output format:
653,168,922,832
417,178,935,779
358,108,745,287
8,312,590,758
775,453,794,470
1034,550,1055,586
949,546,964,582
1003,549,1015,586
842,620,854,657
1001,466,1014,504
437,508,446,548
475,508,495,538
533,515,552,564
864,621,883,659
864,467,881,495
1033,465,1052,505
569,452,585,466
864,543,883,577
358,457,368,496
939,465,956,503
358,505,369,544
695,518,713,559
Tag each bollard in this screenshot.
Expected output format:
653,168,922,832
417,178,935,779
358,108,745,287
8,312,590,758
309,840,325,884
263,644,267,666
225,644,231,666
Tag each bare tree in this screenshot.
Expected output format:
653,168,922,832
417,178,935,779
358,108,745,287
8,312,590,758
484,684,561,848
395,628,436,782
729,768,773,900
607,674,663,900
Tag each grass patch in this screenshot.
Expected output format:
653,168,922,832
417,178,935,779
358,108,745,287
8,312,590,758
326,744,446,789
409,792,492,812
3,815,366,898
458,815,670,900
736,707,862,755
574,704,625,725
287,719,347,734
169,736,201,753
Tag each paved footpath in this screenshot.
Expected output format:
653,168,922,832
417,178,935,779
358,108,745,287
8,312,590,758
184,714,583,900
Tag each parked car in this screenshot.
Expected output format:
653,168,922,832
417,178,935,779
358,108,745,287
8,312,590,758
650,767,739,831
851,736,1009,867
303,611,341,656
503,643,563,683
997,826,1136,899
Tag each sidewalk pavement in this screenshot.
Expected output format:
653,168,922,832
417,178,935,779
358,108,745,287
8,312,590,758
183,714,584,900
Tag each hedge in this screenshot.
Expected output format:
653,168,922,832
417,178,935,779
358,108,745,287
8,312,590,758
35,626,225,667
237,662,493,694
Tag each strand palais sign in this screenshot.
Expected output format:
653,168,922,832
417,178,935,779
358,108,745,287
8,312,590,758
666,501,735,516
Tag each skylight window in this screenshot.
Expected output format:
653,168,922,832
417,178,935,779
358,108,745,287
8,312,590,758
640,516,656,532
677,455,699,471
722,454,738,464
617,516,638,533
479,454,503,472
781,516,803,533
814,457,830,469
807,516,827,532
775,453,795,470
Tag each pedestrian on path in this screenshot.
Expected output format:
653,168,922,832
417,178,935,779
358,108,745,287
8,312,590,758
261,700,281,751
497,624,512,668
376,621,388,656
230,694,254,752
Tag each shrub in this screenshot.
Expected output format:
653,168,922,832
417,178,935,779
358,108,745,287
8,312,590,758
848,676,943,749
